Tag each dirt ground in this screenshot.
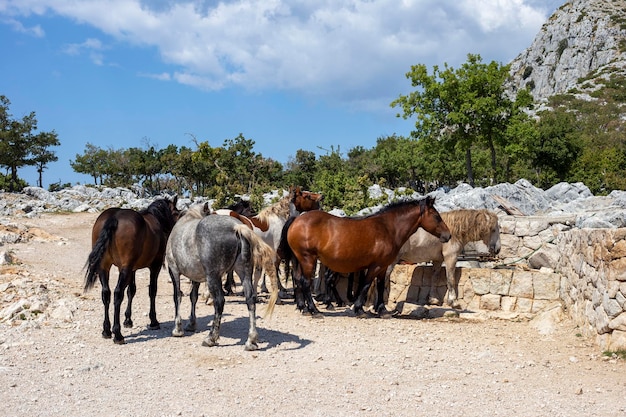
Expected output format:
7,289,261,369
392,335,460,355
0,212,625,417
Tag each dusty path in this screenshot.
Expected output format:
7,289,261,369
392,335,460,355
0,212,624,417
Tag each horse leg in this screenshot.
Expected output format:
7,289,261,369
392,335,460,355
169,267,185,337
185,281,200,332
203,275,225,347
375,274,393,319
112,268,131,344
224,271,235,295
98,269,112,339
123,273,137,328
322,267,335,309
428,261,444,305
353,280,373,318
443,255,461,309
147,264,160,330
239,268,259,351
346,272,355,303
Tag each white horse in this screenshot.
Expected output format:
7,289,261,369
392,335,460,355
387,209,501,309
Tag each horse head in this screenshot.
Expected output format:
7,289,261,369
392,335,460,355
290,185,323,212
485,213,501,255
420,196,451,243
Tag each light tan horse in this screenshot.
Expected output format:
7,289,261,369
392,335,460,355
386,209,500,309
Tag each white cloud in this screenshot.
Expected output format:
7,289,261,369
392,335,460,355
1,0,556,105
1,17,44,37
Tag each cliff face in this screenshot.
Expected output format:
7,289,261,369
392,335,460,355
508,0,626,102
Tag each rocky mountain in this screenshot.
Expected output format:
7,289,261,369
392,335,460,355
508,0,626,103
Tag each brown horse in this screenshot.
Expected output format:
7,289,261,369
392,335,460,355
283,196,451,317
84,196,180,344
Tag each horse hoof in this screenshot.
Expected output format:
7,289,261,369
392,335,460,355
123,320,133,328
102,331,112,339
148,322,160,330
202,339,218,347
244,342,259,351
184,323,196,332
172,329,184,337
113,337,126,345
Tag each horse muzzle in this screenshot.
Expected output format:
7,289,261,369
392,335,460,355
439,231,451,243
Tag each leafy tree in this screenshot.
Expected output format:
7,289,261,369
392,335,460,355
71,143,110,185
391,54,531,186
0,96,59,191
529,108,582,187
31,130,60,188
284,149,317,190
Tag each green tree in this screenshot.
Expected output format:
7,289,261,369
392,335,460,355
71,143,108,185
529,108,582,187
391,54,531,186
284,149,317,190
31,130,60,188
0,96,59,191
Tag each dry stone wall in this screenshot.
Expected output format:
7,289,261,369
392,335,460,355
387,214,626,351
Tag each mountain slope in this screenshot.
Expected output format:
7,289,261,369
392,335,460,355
508,0,626,102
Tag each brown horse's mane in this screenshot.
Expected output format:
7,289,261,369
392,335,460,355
441,209,498,244
365,197,431,218
140,198,178,232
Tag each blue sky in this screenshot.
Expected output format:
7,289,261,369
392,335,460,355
0,0,562,188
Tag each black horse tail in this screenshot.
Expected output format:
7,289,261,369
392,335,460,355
277,215,298,283
84,217,118,292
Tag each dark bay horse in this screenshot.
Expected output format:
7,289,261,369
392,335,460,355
283,196,451,317
84,196,179,344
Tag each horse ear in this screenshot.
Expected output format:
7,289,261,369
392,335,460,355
203,202,210,214
172,195,178,206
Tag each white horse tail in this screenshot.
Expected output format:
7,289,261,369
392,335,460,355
233,224,279,318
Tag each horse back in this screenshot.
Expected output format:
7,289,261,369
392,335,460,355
287,210,398,274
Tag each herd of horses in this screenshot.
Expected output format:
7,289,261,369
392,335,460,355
83,186,501,349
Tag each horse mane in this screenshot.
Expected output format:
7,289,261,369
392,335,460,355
368,196,432,218
441,209,498,244
141,198,178,232
179,202,209,220
256,195,290,223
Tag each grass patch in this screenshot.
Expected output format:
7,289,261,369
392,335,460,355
603,350,626,360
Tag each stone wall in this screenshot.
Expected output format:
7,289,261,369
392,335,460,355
556,228,626,351
386,214,626,351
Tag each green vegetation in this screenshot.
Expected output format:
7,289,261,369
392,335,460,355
603,349,626,360
2,52,626,210
0,95,59,191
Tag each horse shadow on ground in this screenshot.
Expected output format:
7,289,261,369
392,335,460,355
122,305,312,351
393,305,475,320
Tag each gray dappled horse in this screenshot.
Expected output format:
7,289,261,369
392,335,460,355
166,205,278,351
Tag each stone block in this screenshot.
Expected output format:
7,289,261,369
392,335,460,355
533,272,560,300
516,298,533,313
509,271,534,298
609,312,626,331
610,238,626,259
609,330,626,351
609,258,626,281
489,269,513,295
466,269,491,295
480,294,501,310
501,296,517,311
